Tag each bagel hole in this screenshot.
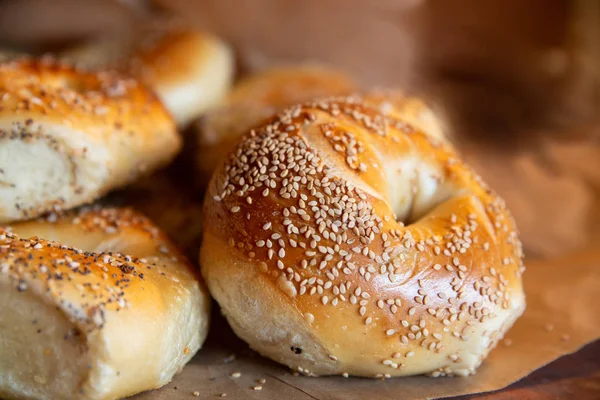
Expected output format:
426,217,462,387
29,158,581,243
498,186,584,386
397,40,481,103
389,165,455,226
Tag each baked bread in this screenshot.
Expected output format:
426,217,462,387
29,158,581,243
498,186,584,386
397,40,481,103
201,95,525,378
0,57,179,223
196,65,357,183
63,27,234,127
0,206,210,400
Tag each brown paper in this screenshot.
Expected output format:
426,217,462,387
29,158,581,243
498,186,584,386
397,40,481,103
460,142,595,258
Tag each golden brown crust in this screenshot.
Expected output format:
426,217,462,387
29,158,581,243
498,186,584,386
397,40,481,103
0,206,210,399
195,65,358,184
1,208,196,329
129,30,219,85
127,28,234,127
62,27,234,127
201,95,525,377
0,57,173,138
360,89,447,142
0,57,179,223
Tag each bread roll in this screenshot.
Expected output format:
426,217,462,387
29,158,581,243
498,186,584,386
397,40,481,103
196,65,357,183
201,95,525,378
63,27,235,127
0,206,210,400
0,57,178,223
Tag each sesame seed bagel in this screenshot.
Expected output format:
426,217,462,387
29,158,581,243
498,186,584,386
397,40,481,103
63,28,234,127
0,57,179,224
0,206,210,400
201,95,525,378
196,65,357,184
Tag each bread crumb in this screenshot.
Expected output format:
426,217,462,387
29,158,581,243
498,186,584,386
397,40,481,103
192,391,200,397
223,354,236,363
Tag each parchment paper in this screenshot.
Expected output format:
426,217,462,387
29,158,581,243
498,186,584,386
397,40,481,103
132,131,600,400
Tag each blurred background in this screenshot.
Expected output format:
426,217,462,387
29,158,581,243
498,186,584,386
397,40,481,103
0,0,598,259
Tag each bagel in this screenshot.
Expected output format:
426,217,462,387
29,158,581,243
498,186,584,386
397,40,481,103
63,27,235,127
201,94,525,378
196,65,357,184
0,57,179,223
0,206,210,400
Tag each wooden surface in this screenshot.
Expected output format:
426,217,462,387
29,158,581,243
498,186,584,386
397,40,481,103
456,340,600,400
